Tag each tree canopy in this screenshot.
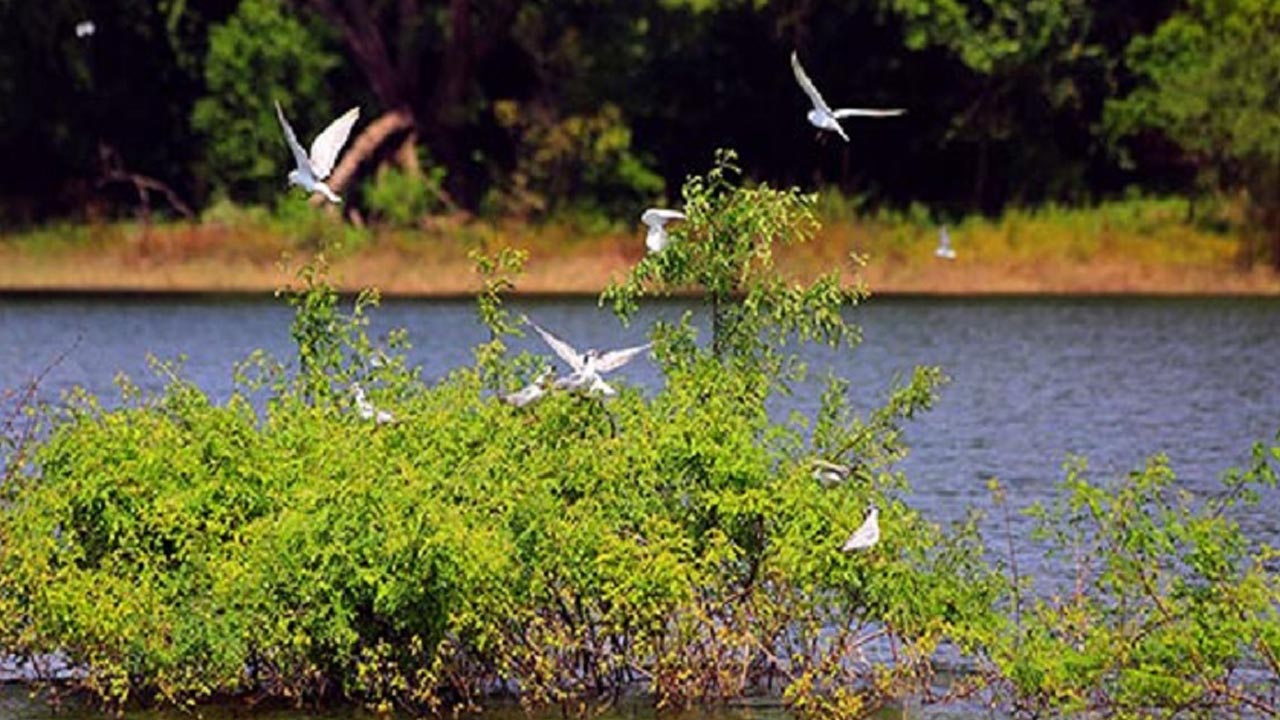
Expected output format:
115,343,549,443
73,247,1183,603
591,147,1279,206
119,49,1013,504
0,0,1276,253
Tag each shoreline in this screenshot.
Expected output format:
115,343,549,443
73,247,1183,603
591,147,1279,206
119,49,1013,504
4,207,1280,298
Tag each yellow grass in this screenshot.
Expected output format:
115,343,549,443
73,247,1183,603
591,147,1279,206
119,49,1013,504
2,199,1278,296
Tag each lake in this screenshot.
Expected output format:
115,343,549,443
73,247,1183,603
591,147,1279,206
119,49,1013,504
2,293,1279,717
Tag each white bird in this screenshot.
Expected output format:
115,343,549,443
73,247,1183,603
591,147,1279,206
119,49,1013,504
274,101,360,204
935,226,957,260
790,51,904,142
525,317,650,397
351,383,395,425
812,459,852,486
841,504,880,552
501,369,553,408
75,20,95,38
641,208,686,254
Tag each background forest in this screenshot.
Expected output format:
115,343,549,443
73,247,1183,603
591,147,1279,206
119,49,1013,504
2,0,1279,266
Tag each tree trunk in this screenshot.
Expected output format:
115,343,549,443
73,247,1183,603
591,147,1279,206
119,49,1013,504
323,108,415,197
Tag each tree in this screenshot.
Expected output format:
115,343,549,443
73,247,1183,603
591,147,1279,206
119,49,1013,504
298,0,522,206
878,0,1100,210
192,0,341,204
1105,0,1280,268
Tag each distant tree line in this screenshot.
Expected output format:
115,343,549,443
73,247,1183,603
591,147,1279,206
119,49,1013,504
1,0,1277,258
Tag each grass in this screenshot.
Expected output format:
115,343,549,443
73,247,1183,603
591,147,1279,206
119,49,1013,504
2,195,1278,296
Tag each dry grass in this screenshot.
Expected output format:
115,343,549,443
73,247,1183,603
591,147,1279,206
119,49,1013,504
2,200,1279,296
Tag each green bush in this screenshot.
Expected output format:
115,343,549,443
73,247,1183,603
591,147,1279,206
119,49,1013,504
361,161,448,228
982,449,1280,716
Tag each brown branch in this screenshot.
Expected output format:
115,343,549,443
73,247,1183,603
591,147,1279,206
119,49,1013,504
95,143,194,221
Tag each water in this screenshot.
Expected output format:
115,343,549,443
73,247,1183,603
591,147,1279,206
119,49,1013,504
2,294,1279,716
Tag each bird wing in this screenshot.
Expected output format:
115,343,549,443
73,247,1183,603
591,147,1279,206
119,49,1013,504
527,318,585,372
594,343,651,373
812,459,850,476
641,208,686,229
275,101,312,173
308,106,360,179
791,51,833,115
831,107,906,118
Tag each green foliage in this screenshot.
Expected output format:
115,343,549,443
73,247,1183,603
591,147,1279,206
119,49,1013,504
1106,0,1280,260
986,444,1280,715
605,149,864,382
191,0,340,203
490,100,664,218
361,161,448,228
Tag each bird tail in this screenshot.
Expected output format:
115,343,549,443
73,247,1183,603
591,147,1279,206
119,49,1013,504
316,183,342,204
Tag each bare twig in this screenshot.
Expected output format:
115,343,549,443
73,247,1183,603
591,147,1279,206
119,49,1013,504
96,143,194,221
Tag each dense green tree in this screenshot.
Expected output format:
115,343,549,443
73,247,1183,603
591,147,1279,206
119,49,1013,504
0,1,1270,225
191,0,341,203
1106,0,1280,267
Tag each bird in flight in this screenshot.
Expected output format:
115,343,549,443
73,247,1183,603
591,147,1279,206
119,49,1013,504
351,383,395,425
841,504,880,552
790,51,904,142
75,20,95,38
641,208,687,254
935,226,957,260
525,317,650,397
275,101,360,204
502,368,554,408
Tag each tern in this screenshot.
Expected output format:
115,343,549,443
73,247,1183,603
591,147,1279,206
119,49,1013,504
812,459,852,486
935,226,956,260
790,51,904,142
525,317,650,397
841,504,880,552
352,383,395,425
274,101,360,204
641,208,687,254
502,369,554,408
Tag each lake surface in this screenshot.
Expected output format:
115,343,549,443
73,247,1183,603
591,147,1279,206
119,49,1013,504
2,294,1279,717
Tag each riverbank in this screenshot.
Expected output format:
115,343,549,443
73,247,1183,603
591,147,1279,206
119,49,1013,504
3,197,1277,296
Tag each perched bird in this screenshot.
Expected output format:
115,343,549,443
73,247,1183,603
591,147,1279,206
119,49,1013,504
935,226,957,260
351,383,395,425
790,51,904,142
812,459,852,486
74,20,95,38
525,317,650,397
274,101,360,204
841,504,880,552
501,369,554,408
641,208,687,254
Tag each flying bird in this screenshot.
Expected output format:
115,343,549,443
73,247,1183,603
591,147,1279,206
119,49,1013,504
502,369,554,408
841,504,880,552
74,20,95,38
641,208,686,254
275,101,360,204
525,317,650,397
352,383,395,425
935,226,957,260
790,51,904,142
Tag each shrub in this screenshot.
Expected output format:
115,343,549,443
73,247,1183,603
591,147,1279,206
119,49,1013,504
361,159,449,229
